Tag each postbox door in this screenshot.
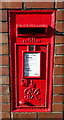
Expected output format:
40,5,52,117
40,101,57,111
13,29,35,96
15,43,49,108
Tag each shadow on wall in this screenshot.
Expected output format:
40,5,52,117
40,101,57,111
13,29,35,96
55,30,64,35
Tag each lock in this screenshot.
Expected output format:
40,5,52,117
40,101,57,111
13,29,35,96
9,10,55,112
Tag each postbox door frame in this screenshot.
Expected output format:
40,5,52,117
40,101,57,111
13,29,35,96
14,42,50,112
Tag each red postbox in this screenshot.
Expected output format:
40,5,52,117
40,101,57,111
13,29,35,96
9,10,55,112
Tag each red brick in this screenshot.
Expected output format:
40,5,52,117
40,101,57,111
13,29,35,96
0,86,9,94
0,10,2,21
54,66,64,75
0,95,2,103
63,95,64,102
54,56,64,65
53,86,63,94
0,95,10,103
0,10,7,21
2,112,10,119
0,104,2,112
56,22,64,32
56,10,64,20
53,76,64,85
0,33,8,43
55,46,64,55
0,112,2,119
0,76,9,84
53,95,63,103
2,86,9,94
2,104,10,112
55,36,64,44
0,2,2,8
39,113,63,118
52,104,63,112
25,1,54,8
2,95,10,103
13,113,36,118
0,56,8,65
56,0,64,8
0,45,8,55
0,22,8,32
1,0,21,0
0,45,2,54
0,67,9,75
2,2,22,9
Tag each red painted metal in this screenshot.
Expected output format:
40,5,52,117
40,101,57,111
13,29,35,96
8,10,55,112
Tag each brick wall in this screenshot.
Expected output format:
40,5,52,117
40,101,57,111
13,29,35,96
0,0,64,120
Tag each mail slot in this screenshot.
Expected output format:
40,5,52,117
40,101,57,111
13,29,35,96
9,10,55,112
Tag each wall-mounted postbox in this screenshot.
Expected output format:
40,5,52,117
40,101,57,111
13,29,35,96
9,10,55,112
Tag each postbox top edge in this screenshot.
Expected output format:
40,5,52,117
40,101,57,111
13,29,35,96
9,10,55,14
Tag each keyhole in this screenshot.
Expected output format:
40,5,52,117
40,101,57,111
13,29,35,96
29,45,34,51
